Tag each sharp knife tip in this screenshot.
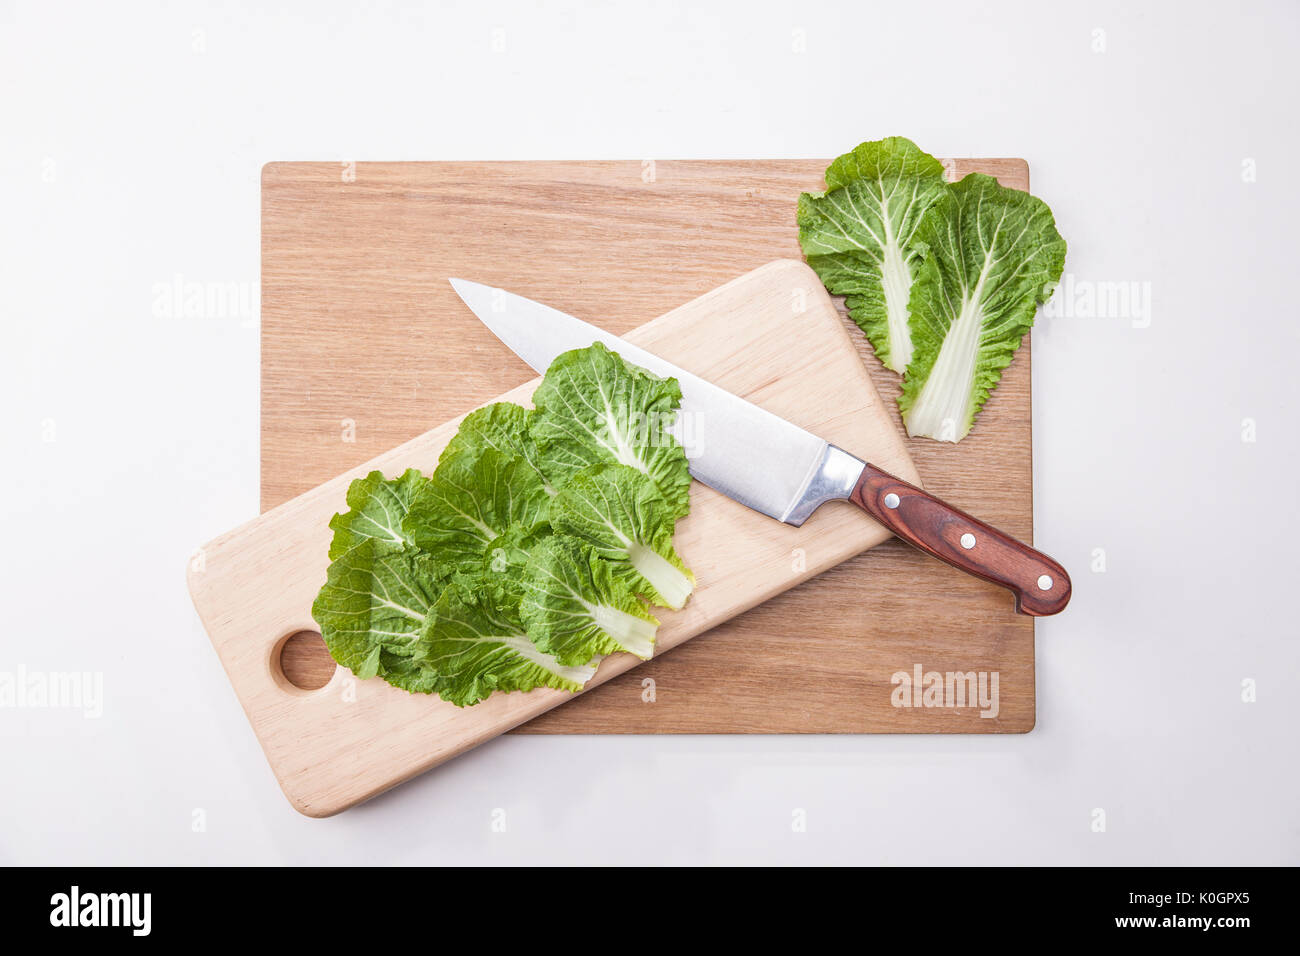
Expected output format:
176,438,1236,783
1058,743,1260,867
449,276,500,311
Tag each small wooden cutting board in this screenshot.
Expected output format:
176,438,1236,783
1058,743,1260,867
191,259,920,815
259,159,1037,740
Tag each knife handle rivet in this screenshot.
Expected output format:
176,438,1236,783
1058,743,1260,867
883,493,900,510
1037,575,1054,591
960,533,976,550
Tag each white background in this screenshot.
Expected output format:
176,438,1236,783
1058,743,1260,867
2,0,1297,865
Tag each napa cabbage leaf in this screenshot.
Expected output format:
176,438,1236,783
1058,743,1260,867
479,522,551,611
520,535,658,665
548,464,694,610
531,342,691,517
402,446,550,575
797,137,949,373
899,173,1066,442
310,538,442,683
418,582,597,707
326,468,430,560
313,344,696,705
440,402,554,495
314,470,443,690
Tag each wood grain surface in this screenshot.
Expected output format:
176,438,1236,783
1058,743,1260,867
191,260,920,815
260,158,1037,737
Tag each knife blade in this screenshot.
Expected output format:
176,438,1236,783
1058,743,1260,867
449,277,844,527
448,278,1071,616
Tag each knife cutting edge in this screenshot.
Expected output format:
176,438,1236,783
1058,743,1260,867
448,278,1071,617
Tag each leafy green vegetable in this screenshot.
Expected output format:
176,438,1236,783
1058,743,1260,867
402,446,550,575
549,464,694,610
326,468,429,560
531,342,691,517
520,535,658,665
797,137,949,373
310,539,442,682
899,173,1066,442
375,651,442,694
479,522,550,611
418,583,597,707
313,344,696,705
440,403,554,494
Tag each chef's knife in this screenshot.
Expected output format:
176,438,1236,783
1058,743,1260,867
449,279,1071,616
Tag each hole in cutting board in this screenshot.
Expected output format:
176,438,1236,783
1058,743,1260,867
277,630,336,691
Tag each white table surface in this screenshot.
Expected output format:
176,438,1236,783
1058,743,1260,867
2,0,1296,865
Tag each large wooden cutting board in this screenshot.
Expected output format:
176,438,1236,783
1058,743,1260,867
259,159,1038,741
193,260,921,815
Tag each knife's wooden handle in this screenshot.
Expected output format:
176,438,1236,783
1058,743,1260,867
849,462,1071,617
